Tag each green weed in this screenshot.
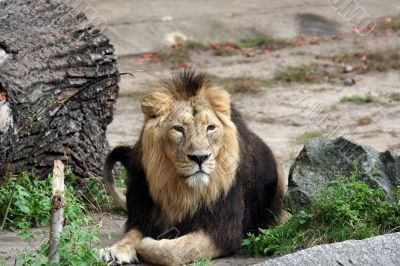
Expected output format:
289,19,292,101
390,93,400,102
154,41,206,65
340,92,378,104
336,48,400,73
0,172,84,230
236,36,291,50
17,217,106,266
187,258,214,266
243,173,400,256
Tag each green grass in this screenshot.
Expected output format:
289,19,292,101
187,258,214,266
153,41,206,65
340,92,378,104
235,36,291,50
0,170,116,265
275,67,307,82
382,18,400,29
390,93,400,101
273,64,327,83
0,255,6,266
0,172,84,229
336,48,400,73
243,172,400,256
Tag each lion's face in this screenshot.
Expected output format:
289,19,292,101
139,71,240,222
161,96,224,188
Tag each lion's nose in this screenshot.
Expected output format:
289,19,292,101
188,154,210,165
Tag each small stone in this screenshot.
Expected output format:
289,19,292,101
343,65,353,73
343,78,355,86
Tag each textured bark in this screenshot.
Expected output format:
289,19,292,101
0,0,119,179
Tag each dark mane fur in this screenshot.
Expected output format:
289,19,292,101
160,69,210,99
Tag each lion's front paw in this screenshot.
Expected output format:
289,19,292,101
98,245,139,265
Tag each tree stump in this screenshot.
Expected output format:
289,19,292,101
0,0,119,179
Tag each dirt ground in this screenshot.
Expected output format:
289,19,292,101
1,1,400,265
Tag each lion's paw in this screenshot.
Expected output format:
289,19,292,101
98,245,139,265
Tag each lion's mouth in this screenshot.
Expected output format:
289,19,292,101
185,170,208,179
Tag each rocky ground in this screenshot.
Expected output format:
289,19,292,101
1,0,400,265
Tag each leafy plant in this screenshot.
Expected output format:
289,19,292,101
243,172,400,256
0,172,83,230
17,217,106,266
340,92,379,104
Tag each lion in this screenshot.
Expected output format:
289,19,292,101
99,70,289,265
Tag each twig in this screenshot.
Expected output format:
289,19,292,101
48,160,65,263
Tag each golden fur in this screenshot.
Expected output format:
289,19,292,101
140,84,240,224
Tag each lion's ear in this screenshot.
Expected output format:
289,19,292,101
141,94,157,119
141,90,174,120
205,87,231,117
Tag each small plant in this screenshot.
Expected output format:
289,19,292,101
188,258,214,266
390,93,400,102
17,217,106,266
0,172,84,229
153,41,206,66
273,64,329,83
340,92,378,104
381,18,400,30
0,255,6,266
236,36,291,50
336,48,400,73
243,172,400,256
274,67,307,82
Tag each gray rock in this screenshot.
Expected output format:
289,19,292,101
343,77,356,86
286,137,400,207
255,233,400,266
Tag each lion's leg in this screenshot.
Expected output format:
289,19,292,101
99,228,143,265
136,230,220,266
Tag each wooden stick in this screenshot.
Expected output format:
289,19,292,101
48,160,65,263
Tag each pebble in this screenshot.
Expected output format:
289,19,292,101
343,78,356,86
343,65,353,73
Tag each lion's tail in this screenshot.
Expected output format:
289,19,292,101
103,146,132,212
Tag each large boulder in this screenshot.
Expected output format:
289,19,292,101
286,137,400,208
256,232,400,266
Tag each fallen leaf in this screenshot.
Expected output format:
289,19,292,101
210,43,222,49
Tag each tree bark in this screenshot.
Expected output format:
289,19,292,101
0,0,119,179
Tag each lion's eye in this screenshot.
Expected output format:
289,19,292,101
173,125,185,134
207,125,216,131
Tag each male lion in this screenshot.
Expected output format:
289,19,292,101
99,70,288,265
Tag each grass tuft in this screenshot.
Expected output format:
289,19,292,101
336,48,400,73
235,36,291,50
340,92,378,104
153,41,206,65
390,93,400,102
243,172,400,256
